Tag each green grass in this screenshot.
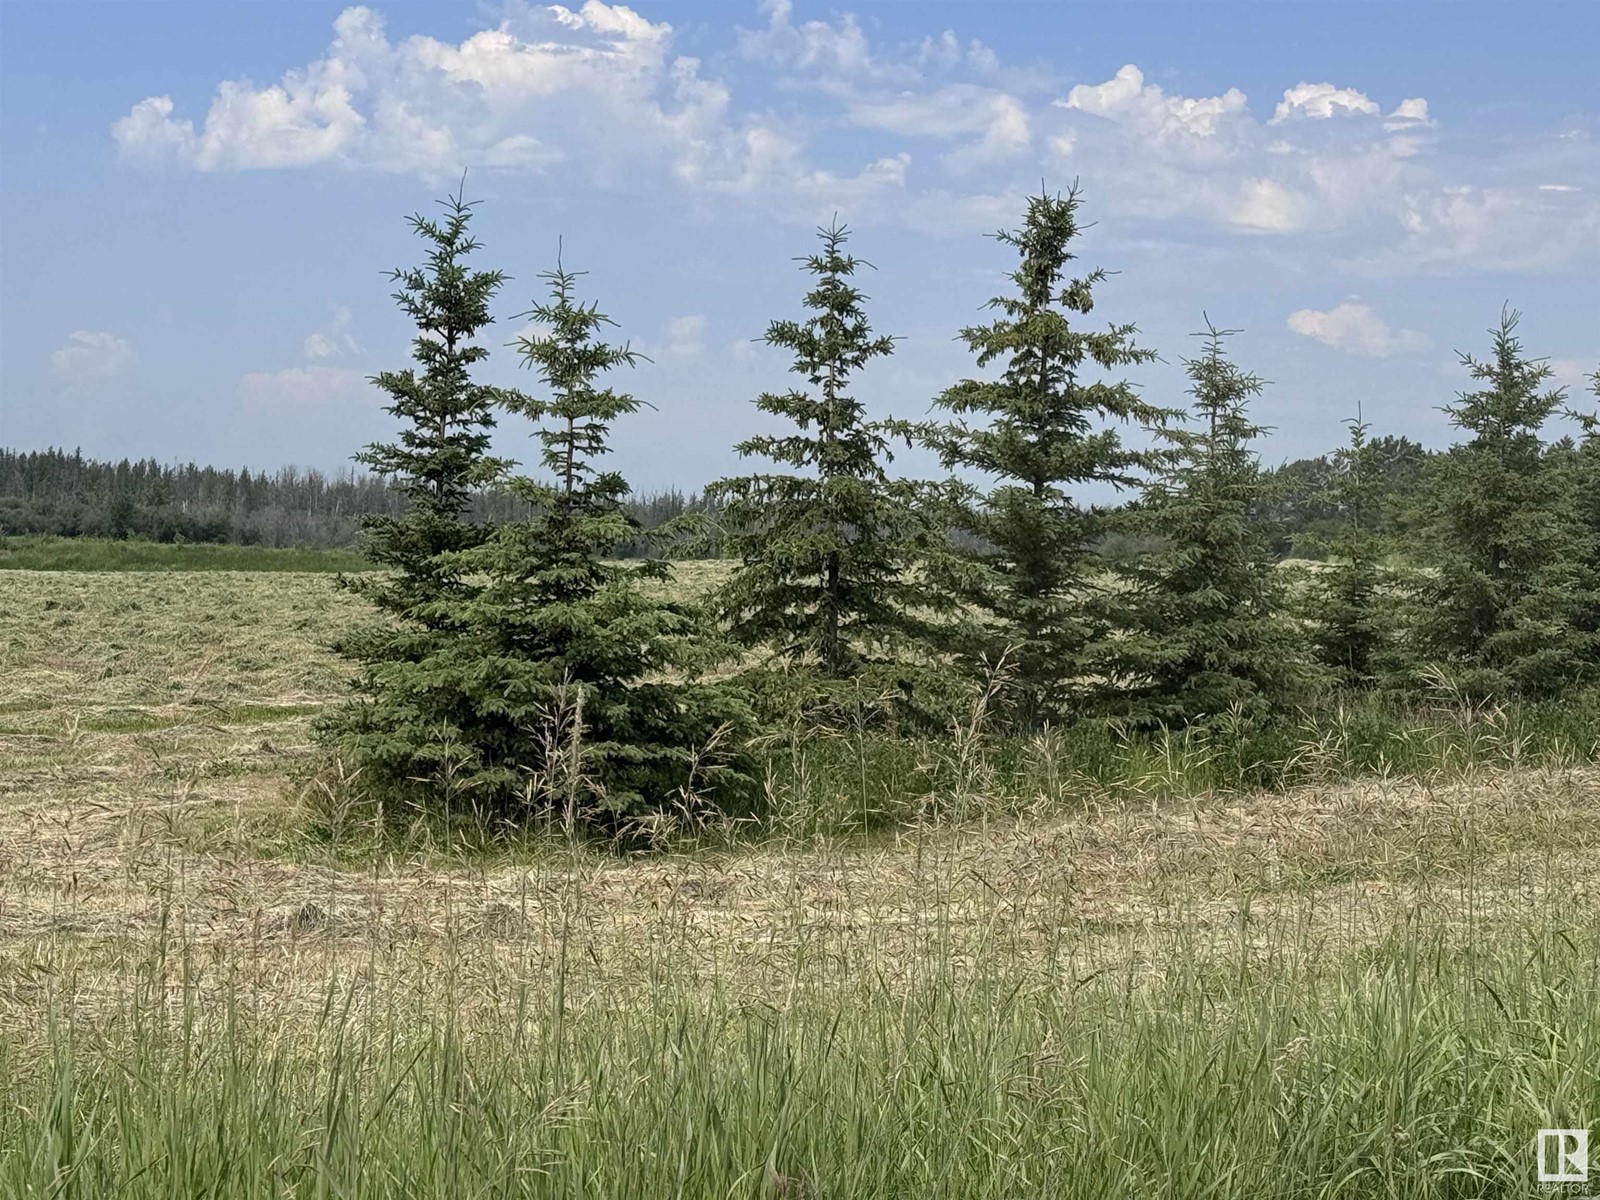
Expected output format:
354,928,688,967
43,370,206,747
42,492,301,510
723,687,1600,841
0,535,371,572
6,888,1596,1198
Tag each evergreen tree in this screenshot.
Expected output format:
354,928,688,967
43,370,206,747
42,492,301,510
707,221,947,686
918,185,1164,728
1570,368,1600,549
1412,309,1594,698
1305,414,1396,688
1547,366,1600,671
316,190,516,802
1096,324,1305,728
456,258,750,821
348,192,509,600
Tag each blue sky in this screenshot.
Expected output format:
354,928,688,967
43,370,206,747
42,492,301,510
2,0,1596,490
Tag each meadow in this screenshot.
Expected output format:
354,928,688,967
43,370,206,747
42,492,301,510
0,534,372,572
1,565,1597,1197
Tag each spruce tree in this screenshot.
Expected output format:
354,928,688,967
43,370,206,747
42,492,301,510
1305,414,1395,689
707,221,947,688
457,258,750,821
918,185,1164,729
1569,369,1600,553
1412,309,1594,698
315,190,516,803
1547,367,1600,674
1095,324,1305,728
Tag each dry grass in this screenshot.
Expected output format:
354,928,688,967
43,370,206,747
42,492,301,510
4,569,1599,1196
3,569,1598,1038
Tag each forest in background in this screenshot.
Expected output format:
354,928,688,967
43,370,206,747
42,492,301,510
0,448,714,558
0,435,1431,560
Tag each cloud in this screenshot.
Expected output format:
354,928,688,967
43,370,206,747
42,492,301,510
1287,302,1430,357
49,331,137,388
113,2,914,224
1386,97,1431,126
1233,178,1301,231
112,97,202,163
737,0,1014,88
114,3,728,181
236,364,372,408
1061,65,1247,140
848,85,1030,171
736,0,874,78
1272,82,1380,123
109,6,1600,267
1044,61,1600,272
685,124,910,222
303,305,362,360
1550,358,1600,394
1047,66,1410,236
1353,180,1600,275
639,314,706,362
737,3,1032,176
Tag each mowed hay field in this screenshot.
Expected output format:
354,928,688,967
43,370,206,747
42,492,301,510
2,568,1598,1198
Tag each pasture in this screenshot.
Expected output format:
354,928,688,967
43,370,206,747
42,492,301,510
0,566,1596,1197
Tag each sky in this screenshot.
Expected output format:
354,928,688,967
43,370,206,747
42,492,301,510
1,0,1596,491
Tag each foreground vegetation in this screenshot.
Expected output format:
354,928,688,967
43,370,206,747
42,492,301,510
10,897,1598,1198
1,567,1597,1196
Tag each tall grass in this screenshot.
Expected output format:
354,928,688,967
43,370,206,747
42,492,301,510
5,887,1596,1197
737,688,1600,841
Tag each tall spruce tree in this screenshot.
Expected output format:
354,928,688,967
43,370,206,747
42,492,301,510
1547,367,1600,673
1412,309,1594,698
1305,414,1396,689
456,258,750,821
918,185,1164,728
1095,324,1305,728
316,190,517,802
348,193,510,597
707,221,946,686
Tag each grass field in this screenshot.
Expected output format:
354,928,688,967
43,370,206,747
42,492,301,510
1,567,1597,1197
0,535,373,572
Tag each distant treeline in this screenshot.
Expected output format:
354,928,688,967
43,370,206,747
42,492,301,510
0,448,718,557
1256,434,1432,557
3,440,1441,561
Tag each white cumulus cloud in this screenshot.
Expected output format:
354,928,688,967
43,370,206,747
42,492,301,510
1061,65,1247,140
49,330,137,388
114,3,700,176
1287,302,1430,357
1272,82,1380,123
112,2,911,222
107,7,1600,265
1387,97,1431,125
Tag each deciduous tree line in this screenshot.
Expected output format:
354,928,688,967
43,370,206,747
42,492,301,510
314,186,1600,824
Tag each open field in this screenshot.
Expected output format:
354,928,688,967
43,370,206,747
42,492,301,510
0,535,374,572
2,568,1598,1197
